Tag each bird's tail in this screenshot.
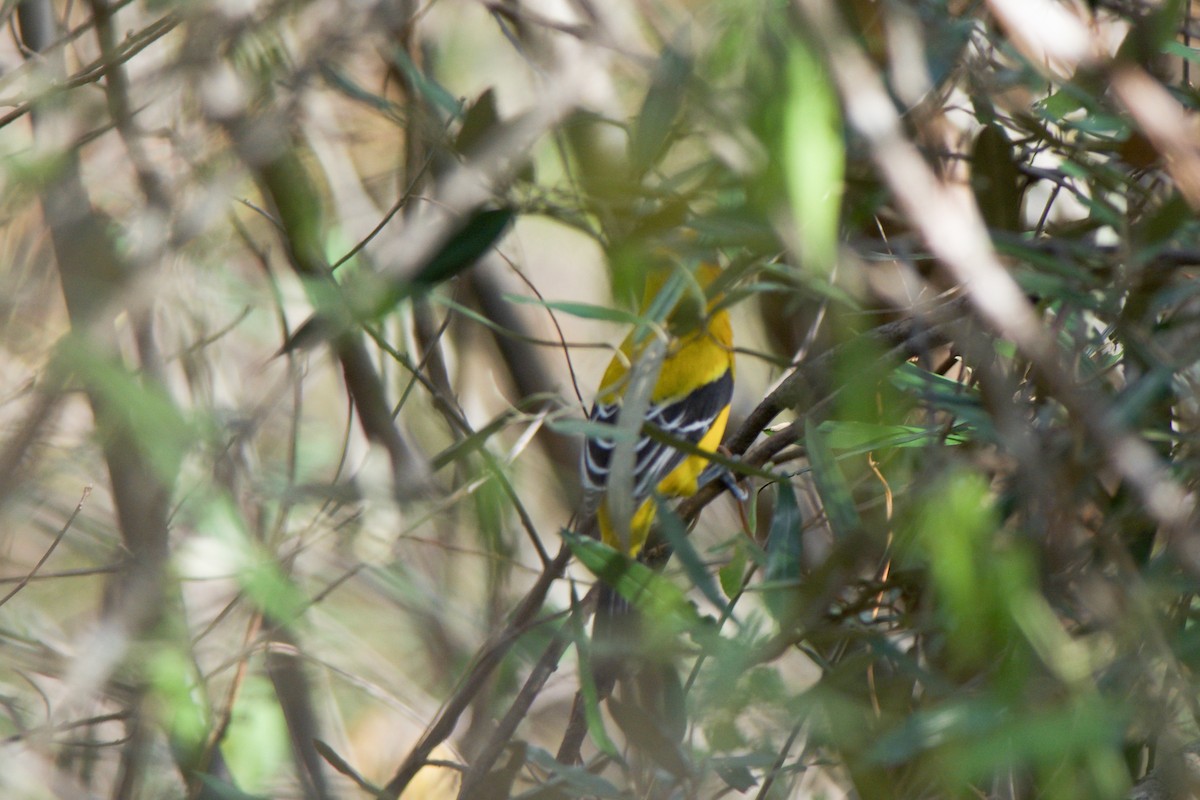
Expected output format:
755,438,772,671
591,581,638,698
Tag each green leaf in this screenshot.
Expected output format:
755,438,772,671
889,362,993,438
59,338,193,482
913,470,999,665
562,530,700,626
805,418,861,540
715,762,759,792
430,408,518,471
1035,90,1084,123
413,207,515,287
1163,39,1200,64
566,595,621,760
718,539,749,601
818,420,968,454
546,416,639,443
629,44,692,176
502,293,644,324
1118,0,1187,64
608,697,692,777
763,481,803,624
523,747,623,798
456,88,499,154
218,677,290,792
783,36,844,275
389,47,462,117
867,699,1005,766
149,646,209,762
657,506,732,617
1133,192,1191,255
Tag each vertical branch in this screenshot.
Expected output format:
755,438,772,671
16,0,182,795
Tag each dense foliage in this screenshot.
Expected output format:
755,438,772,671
4,0,1200,797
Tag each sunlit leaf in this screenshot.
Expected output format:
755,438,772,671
783,36,844,276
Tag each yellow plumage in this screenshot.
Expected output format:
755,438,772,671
581,264,735,556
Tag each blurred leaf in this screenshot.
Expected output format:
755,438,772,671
868,698,1006,766
819,420,968,453
524,747,623,798
1035,89,1084,122
629,43,692,176
889,362,993,438
413,207,515,287
805,418,861,540
1117,0,1187,65
389,47,462,117
195,776,270,800
718,538,749,600
149,647,209,764
1111,366,1175,430
219,677,289,792
503,293,644,324
241,557,309,622
319,62,399,115
657,506,733,617
456,88,499,154
783,35,844,275
562,530,700,626
567,595,621,760
1133,192,1191,254
609,697,692,777
714,762,758,792
971,123,1024,233
913,470,998,665
59,339,193,481
763,481,803,624
547,417,639,443
430,409,518,471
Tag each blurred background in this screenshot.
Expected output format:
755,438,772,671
4,0,1200,797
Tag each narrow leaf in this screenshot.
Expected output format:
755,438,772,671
562,530,699,626
629,44,691,176
763,481,804,623
524,748,623,797
783,36,844,276
567,591,620,759
805,418,861,540
656,506,732,618
503,293,644,324
413,207,515,287
608,698,692,778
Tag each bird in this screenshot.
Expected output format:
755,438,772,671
579,261,736,692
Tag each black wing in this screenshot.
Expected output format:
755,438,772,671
581,370,732,500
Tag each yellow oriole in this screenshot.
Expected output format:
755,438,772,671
581,263,735,557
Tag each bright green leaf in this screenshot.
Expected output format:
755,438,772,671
783,37,844,276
